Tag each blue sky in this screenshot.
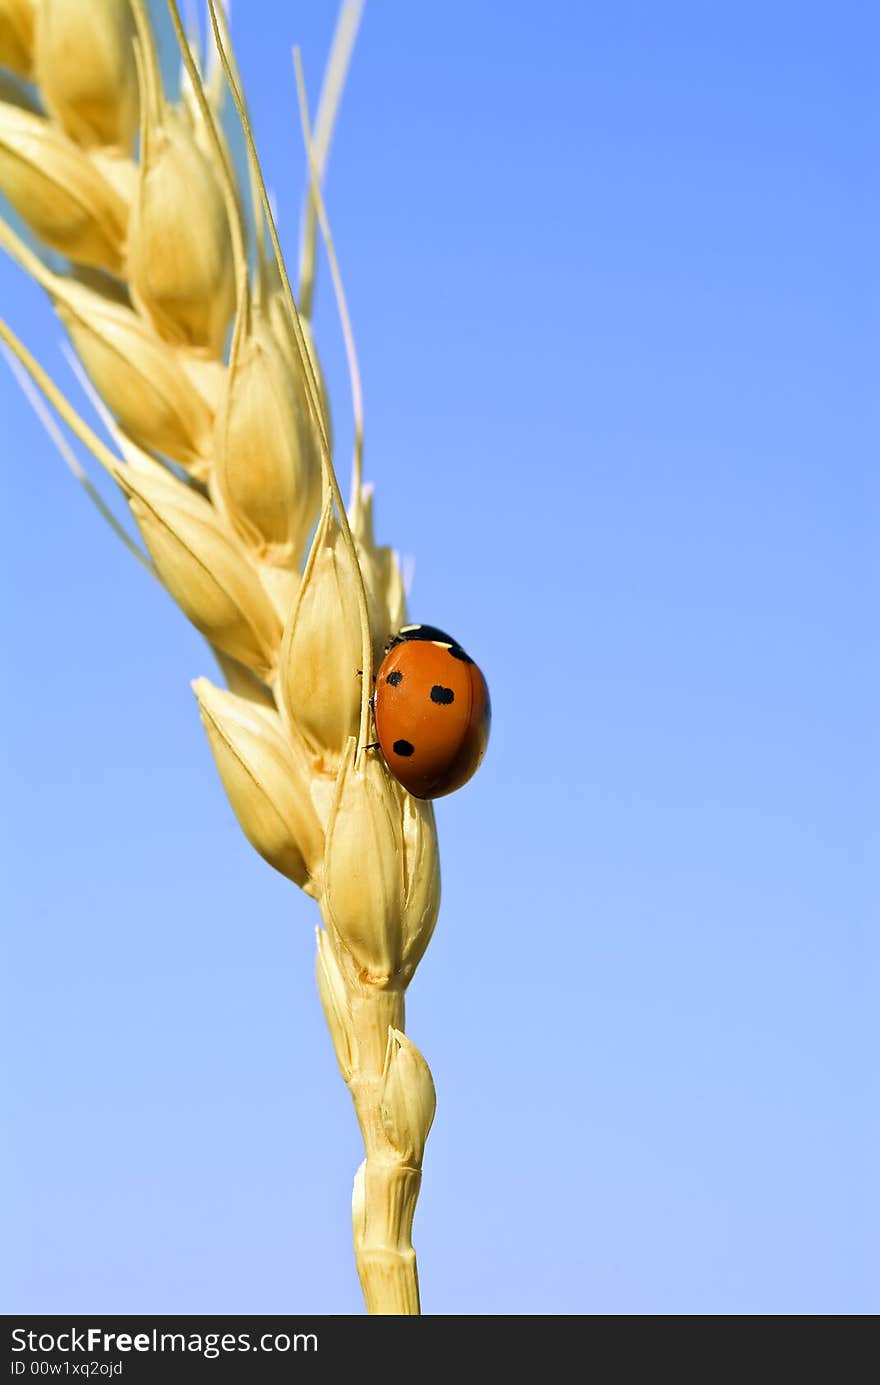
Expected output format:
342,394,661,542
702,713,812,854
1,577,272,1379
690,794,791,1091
1,1,875,1314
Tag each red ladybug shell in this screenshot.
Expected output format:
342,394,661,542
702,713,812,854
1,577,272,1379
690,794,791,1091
373,625,491,800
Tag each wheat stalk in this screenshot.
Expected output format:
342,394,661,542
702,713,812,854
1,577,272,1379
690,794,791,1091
0,0,438,1316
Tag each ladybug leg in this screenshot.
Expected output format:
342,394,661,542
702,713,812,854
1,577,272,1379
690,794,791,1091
355,667,379,718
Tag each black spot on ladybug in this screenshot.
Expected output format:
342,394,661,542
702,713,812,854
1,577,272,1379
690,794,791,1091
430,685,455,705
393,739,415,757
386,670,403,687
446,644,474,664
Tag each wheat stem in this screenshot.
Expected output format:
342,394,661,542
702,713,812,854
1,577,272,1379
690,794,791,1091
347,991,424,1314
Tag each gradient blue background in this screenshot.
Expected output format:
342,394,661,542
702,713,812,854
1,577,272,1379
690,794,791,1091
1,1,874,1315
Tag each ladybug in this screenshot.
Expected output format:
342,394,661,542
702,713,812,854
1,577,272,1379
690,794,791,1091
373,624,491,800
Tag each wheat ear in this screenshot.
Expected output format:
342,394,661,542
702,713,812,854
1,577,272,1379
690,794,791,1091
0,0,438,1315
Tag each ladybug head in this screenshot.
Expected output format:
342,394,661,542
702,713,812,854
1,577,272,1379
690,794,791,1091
386,624,473,663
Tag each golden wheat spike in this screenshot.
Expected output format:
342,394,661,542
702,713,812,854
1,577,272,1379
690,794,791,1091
0,0,441,1316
